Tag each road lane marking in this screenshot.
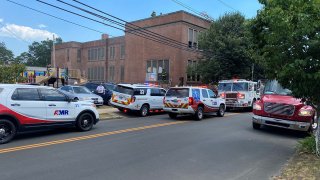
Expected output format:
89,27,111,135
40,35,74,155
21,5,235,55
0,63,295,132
0,113,242,154
0,121,187,154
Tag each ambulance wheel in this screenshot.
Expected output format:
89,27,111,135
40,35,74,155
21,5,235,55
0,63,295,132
217,104,225,117
194,106,204,121
168,113,177,119
76,113,94,131
140,104,149,117
0,119,17,144
252,122,261,130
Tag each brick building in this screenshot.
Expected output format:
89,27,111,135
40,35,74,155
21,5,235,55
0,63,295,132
53,10,211,86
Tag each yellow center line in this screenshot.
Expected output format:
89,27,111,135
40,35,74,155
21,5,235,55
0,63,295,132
0,121,187,154
0,113,241,154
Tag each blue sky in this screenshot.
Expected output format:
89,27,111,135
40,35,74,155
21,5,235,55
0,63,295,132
0,0,262,56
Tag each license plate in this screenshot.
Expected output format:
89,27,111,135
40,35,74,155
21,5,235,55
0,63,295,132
94,101,98,104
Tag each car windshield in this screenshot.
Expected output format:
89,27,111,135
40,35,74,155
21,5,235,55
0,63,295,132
263,80,292,96
73,87,92,94
105,84,116,91
218,82,248,91
166,88,189,98
114,85,134,95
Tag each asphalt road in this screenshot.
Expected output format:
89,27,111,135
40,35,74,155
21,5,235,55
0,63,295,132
0,112,304,180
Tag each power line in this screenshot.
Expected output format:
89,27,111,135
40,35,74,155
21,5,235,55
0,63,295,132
37,0,232,62
215,0,238,11
170,0,214,21
59,0,195,52
38,0,202,54
70,0,199,51
5,0,111,36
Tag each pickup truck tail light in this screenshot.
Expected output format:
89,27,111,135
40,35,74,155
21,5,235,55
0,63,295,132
188,97,194,105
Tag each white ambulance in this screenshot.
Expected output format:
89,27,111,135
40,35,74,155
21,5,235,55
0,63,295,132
218,79,259,110
0,84,99,144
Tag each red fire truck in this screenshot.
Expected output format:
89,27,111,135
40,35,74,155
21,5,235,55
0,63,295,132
252,80,317,132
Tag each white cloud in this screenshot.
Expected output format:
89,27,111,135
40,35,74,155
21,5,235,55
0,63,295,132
38,24,47,29
0,18,3,23
0,23,58,41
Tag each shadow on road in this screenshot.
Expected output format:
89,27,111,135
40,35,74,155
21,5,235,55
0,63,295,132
251,125,309,139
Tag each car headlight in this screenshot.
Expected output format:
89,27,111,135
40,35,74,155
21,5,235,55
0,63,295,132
298,109,313,116
253,103,262,110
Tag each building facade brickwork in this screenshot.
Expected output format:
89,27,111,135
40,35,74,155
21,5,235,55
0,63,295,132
53,10,210,86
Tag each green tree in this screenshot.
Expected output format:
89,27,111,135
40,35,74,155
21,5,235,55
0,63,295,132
25,37,62,67
0,62,26,83
195,12,255,83
252,0,320,113
151,11,156,17
0,42,14,63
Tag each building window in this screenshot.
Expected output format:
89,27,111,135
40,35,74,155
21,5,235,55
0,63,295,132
146,59,169,81
187,60,200,82
120,45,125,59
109,66,115,82
188,28,198,49
77,49,81,62
120,66,125,82
109,46,115,60
88,47,105,61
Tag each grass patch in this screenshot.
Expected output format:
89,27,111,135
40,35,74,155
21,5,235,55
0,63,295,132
274,135,320,179
297,135,317,154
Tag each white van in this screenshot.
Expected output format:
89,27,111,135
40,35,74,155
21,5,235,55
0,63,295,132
110,84,166,117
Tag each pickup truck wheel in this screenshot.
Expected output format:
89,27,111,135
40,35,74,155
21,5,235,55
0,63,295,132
194,106,204,121
168,113,177,119
0,119,17,144
217,104,225,117
252,122,261,130
76,113,94,131
140,104,149,117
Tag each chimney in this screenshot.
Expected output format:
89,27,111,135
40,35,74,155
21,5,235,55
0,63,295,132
101,34,109,40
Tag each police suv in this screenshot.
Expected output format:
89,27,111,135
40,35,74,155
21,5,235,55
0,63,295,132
0,84,99,144
110,84,166,117
163,87,226,120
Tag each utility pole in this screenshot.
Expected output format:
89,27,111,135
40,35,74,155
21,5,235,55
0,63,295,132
52,34,57,87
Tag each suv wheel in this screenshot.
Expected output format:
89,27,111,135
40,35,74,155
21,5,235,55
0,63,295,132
168,113,177,119
252,122,261,130
0,119,17,144
76,113,94,131
194,106,204,121
217,104,225,117
140,104,149,117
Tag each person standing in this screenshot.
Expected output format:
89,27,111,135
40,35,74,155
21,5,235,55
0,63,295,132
96,83,105,95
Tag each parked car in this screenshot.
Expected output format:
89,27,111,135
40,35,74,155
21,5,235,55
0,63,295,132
82,82,113,105
163,87,226,120
59,85,104,106
110,84,166,117
0,84,99,144
252,80,317,132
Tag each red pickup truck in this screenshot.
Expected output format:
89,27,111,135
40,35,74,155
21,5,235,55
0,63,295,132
252,80,317,133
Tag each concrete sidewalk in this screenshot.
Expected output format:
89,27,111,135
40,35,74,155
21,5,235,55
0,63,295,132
96,106,123,120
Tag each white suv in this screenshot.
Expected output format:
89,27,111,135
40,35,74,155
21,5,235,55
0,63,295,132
163,87,226,120
110,84,166,117
0,84,99,144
